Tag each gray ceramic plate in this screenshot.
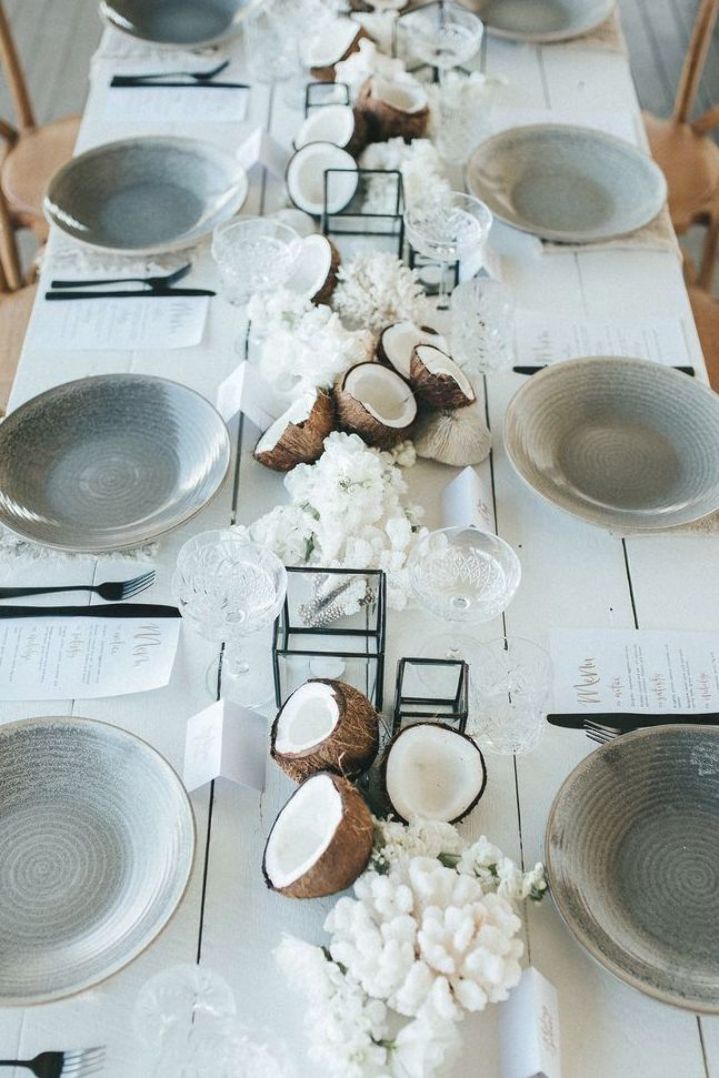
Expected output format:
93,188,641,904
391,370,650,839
465,0,615,42
45,137,248,254
0,717,195,1005
100,0,261,47
504,356,719,530
466,124,666,242
546,725,719,1012
0,374,231,552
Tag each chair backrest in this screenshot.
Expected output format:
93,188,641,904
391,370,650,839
674,0,719,124
0,0,34,132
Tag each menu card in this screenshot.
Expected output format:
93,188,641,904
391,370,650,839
550,629,719,714
0,614,181,700
515,311,690,368
105,82,249,124
31,294,210,351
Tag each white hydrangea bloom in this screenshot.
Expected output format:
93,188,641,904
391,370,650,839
360,139,449,214
333,253,430,332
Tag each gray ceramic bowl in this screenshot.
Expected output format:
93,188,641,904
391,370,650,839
546,725,719,1012
466,0,615,42
45,137,249,255
504,357,719,530
0,717,195,1005
0,374,231,552
100,0,260,47
466,124,666,242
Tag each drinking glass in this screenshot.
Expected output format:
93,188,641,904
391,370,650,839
404,190,493,306
244,0,334,106
172,530,287,708
401,2,484,87
468,637,552,755
409,525,522,662
211,217,300,308
451,277,516,374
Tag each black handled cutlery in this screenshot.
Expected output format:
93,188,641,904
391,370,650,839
0,604,180,619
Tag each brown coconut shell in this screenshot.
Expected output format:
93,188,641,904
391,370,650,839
376,322,446,378
254,391,335,472
312,239,342,306
334,361,417,449
410,344,476,409
310,24,369,82
271,678,380,781
346,107,370,158
262,772,374,898
356,76,429,142
382,722,488,824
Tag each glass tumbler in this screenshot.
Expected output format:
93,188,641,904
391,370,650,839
468,637,552,755
451,277,516,375
211,217,300,308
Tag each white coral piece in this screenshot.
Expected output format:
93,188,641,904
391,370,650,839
335,37,411,100
360,138,450,214
333,252,430,331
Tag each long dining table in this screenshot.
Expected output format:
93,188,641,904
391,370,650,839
1,8,718,1077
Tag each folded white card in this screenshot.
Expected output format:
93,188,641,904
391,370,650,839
216,361,284,428
500,967,561,1078
0,615,180,700
236,126,290,178
32,294,210,351
441,467,494,532
515,311,690,368
183,698,267,793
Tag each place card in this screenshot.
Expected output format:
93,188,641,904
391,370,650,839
441,467,494,532
104,82,249,123
236,126,290,179
32,294,210,351
216,361,284,428
183,699,267,793
0,614,180,700
500,967,561,1078
550,628,719,714
515,311,690,368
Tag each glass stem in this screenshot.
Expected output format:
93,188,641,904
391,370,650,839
223,642,250,678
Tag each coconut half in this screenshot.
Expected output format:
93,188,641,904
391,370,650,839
308,18,367,82
262,771,374,898
294,104,368,159
286,142,359,218
284,234,341,306
377,322,448,380
410,344,476,409
335,362,417,448
384,723,487,824
271,678,379,781
357,75,429,142
254,390,335,472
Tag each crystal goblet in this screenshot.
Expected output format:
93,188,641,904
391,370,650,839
211,217,300,308
451,276,516,375
401,2,484,85
172,529,287,708
404,190,493,306
468,636,552,755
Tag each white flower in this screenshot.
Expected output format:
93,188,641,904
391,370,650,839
391,1017,461,1078
237,505,317,566
333,253,430,332
360,139,449,214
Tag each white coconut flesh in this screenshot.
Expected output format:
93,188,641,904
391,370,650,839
284,234,334,299
307,18,359,67
373,76,428,113
275,681,340,754
287,143,358,216
415,345,474,398
264,773,343,889
382,322,448,379
386,725,486,822
345,365,417,426
255,395,315,454
296,105,356,150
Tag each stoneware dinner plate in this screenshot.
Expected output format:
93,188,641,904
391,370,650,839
546,725,719,1012
466,0,615,43
503,356,719,530
100,0,260,47
0,717,195,1005
44,137,249,255
0,374,231,552
466,124,666,242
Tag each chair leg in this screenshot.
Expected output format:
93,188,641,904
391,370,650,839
0,189,22,291
698,213,719,291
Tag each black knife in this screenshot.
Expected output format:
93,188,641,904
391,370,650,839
110,76,249,89
547,711,719,729
45,287,216,301
0,604,180,619
514,365,695,376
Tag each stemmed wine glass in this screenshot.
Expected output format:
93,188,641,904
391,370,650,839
401,2,484,87
172,529,287,708
404,190,493,307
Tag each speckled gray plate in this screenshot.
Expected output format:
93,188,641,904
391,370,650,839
0,374,231,552
546,725,719,1012
504,357,719,530
466,124,666,242
0,717,195,1006
100,0,260,47
45,137,248,254
466,0,615,42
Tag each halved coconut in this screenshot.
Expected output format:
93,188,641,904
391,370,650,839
286,142,359,218
294,104,368,159
377,322,448,380
254,390,334,472
410,344,476,409
334,362,417,449
308,18,368,82
262,772,373,899
384,723,487,824
271,678,379,781
284,234,341,306
356,75,429,142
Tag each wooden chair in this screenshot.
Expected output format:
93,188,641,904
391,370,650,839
0,186,36,415
643,0,719,291
689,286,719,391
0,0,80,243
